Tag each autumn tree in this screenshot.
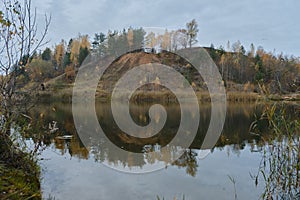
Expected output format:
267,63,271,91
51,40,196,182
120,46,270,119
78,35,91,65
186,19,199,48
232,40,242,53
145,32,156,49
232,40,245,82
161,30,171,50
62,35,91,82
28,58,55,82
170,30,179,51
106,28,145,56
248,43,255,58
68,35,91,67
54,40,65,71
177,29,188,49
70,39,80,67
80,35,91,50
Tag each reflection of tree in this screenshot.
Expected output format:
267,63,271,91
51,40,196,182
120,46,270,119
52,134,89,159
172,149,198,177
91,141,146,169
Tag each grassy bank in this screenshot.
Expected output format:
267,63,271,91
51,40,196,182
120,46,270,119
35,83,300,105
0,135,41,200
35,79,266,103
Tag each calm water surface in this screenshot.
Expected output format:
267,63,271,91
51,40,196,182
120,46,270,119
32,102,271,200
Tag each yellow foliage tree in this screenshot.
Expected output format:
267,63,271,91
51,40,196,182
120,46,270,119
161,30,171,50
70,35,91,67
145,32,156,49
80,35,91,49
54,40,65,69
70,39,80,66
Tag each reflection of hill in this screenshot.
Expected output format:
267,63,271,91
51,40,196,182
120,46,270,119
216,103,263,147
26,102,275,176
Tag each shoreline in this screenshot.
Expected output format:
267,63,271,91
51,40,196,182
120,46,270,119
35,89,300,103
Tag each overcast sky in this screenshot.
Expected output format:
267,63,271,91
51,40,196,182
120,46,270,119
33,0,300,57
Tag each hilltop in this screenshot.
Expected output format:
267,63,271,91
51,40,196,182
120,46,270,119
32,47,300,103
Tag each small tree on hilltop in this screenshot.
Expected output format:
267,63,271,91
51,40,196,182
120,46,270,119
186,19,199,48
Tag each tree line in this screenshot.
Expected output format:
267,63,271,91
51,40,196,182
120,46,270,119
11,19,300,94
207,41,300,93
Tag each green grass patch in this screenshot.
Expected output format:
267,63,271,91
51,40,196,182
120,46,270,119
0,134,41,200
0,163,41,200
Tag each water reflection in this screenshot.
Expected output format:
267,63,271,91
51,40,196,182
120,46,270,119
26,102,265,176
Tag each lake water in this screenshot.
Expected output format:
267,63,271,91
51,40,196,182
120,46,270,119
28,102,284,199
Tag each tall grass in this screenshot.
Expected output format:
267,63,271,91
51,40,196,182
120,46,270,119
251,102,300,199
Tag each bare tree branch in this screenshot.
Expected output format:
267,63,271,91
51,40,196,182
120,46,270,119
0,0,51,135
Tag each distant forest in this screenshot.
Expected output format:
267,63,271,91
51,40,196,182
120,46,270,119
14,20,300,94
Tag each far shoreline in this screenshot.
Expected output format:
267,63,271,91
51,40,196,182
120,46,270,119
34,89,300,104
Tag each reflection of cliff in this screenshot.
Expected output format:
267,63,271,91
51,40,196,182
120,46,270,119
27,102,272,176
